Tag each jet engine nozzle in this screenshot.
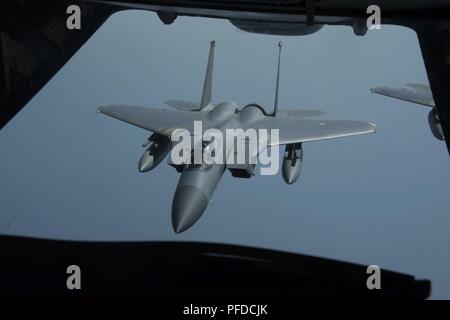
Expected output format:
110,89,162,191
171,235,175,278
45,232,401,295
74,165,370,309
138,133,171,172
282,143,303,185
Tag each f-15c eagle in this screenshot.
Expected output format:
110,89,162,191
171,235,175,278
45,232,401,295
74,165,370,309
98,41,377,233
371,83,444,141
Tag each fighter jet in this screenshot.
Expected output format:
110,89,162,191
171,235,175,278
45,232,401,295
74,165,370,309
371,84,444,141
98,41,377,233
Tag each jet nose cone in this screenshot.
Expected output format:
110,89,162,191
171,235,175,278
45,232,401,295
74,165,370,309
138,151,154,172
172,186,209,233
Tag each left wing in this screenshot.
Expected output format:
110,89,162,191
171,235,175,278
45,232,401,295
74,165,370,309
98,104,209,136
245,118,377,146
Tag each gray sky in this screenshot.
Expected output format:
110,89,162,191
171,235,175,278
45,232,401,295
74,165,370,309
0,10,449,298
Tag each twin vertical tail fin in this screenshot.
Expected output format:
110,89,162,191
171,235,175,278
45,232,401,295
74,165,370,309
272,41,282,117
199,40,282,115
200,40,215,110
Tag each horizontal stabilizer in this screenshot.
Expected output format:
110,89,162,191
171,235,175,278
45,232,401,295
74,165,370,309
277,109,326,118
165,100,201,111
406,83,431,93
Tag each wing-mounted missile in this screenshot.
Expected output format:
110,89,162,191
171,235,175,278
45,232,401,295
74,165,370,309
282,143,303,185
428,109,445,141
138,133,171,172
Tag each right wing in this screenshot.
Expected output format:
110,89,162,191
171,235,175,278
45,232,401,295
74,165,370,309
371,85,434,108
97,104,208,136
246,117,377,146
